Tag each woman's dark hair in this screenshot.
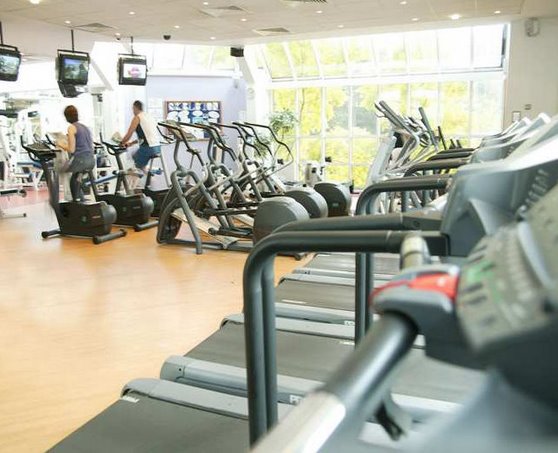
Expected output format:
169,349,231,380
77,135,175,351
133,100,144,111
64,105,79,123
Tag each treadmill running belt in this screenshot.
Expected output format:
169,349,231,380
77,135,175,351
305,253,401,275
276,279,355,310
186,322,483,403
49,392,249,453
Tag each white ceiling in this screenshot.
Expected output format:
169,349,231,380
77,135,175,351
2,0,558,45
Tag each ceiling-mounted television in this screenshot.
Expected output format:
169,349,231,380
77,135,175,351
57,50,90,85
118,54,147,86
0,45,22,82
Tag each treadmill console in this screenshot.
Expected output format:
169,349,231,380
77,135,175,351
457,185,558,406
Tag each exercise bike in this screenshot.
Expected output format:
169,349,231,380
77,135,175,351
99,137,157,231
21,137,126,244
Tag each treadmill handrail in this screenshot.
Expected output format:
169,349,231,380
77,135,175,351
242,229,442,444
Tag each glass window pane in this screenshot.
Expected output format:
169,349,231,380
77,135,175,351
406,31,438,73
379,84,408,116
299,138,321,161
185,45,212,70
325,139,349,164
410,82,439,126
471,79,504,135
211,46,235,71
288,41,319,78
153,44,185,69
352,166,369,190
352,85,379,136
438,28,472,70
315,39,346,77
325,166,350,184
440,81,471,136
263,43,291,79
298,87,322,136
473,25,505,68
374,34,406,74
272,89,297,115
346,37,375,76
352,138,378,165
325,87,349,136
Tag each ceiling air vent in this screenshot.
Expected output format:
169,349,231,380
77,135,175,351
75,23,115,33
253,27,292,36
200,5,248,18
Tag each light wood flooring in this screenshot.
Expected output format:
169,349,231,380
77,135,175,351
0,196,301,452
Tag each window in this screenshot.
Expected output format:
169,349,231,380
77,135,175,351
153,44,184,69
288,41,319,78
262,24,507,189
263,43,291,79
346,37,375,76
298,87,322,136
315,39,346,77
374,34,407,74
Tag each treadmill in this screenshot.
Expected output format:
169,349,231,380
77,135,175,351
253,185,558,452
295,112,551,281
271,120,558,326
50,233,483,453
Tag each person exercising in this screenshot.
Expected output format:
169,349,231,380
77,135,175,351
56,105,95,202
120,100,161,174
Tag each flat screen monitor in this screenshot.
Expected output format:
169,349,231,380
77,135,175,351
57,50,90,85
118,54,147,86
0,45,22,82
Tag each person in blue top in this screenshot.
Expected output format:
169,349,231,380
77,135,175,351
120,100,161,173
56,105,95,202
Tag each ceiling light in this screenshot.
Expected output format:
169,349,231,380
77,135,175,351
64,20,71,24
129,11,136,15
29,0,41,4
203,1,209,5
338,24,344,28
494,10,501,14
316,10,323,14
449,13,461,20
400,1,407,4
241,18,247,22
210,36,216,40
412,17,419,21
174,25,180,29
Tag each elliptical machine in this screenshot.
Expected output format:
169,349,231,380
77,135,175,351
21,137,126,244
99,137,157,231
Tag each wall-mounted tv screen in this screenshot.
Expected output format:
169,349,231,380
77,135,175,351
118,54,147,86
0,45,22,82
57,50,90,85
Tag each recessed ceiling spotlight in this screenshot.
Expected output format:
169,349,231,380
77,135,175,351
338,24,344,28
316,10,323,14
129,11,136,15
174,25,180,29
412,17,419,21
115,32,121,37
203,1,209,5
494,10,501,14
210,36,216,40
449,13,461,20
64,20,71,24
29,0,41,4
400,1,407,5
241,18,247,22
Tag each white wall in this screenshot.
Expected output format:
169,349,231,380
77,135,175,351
505,16,558,125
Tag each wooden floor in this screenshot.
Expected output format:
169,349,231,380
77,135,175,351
0,196,301,453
